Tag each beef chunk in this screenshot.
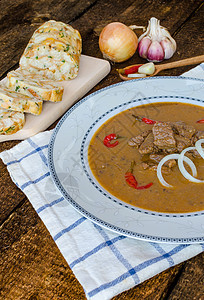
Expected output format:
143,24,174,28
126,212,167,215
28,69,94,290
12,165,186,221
196,131,204,139
149,153,165,164
139,132,154,154
141,162,150,170
141,158,176,172
163,147,178,154
149,154,176,168
192,131,204,144
128,130,151,147
188,149,202,158
174,134,192,153
153,122,176,149
141,162,157,171
173,121,196,139
150,154,176,168
165,159,177,169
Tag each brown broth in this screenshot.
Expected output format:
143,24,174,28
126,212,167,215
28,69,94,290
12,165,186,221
88,102,204,213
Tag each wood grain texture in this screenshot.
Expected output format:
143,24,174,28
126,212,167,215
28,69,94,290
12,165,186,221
0,0,97,79
0,0,204,299
0,202,86,299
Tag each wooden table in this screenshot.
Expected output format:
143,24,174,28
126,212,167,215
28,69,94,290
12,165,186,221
0,0,204,299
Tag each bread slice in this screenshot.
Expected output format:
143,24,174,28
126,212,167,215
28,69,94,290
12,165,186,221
0,86,43,115
7,69,64,102
0,107,25,134
19,20,82,81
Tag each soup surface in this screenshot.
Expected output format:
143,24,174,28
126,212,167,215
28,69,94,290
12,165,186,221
88,102,204,213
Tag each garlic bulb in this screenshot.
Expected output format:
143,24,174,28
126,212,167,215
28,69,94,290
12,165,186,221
138,17,176,62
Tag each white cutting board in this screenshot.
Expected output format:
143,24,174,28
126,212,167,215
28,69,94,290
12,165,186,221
0,55,111,142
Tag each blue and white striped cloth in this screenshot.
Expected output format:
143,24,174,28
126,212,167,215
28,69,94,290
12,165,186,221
1,65,204,300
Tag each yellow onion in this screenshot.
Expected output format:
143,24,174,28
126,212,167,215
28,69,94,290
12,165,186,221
99,22,138,63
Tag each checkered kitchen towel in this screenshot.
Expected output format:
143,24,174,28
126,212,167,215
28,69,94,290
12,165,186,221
1,65,204,300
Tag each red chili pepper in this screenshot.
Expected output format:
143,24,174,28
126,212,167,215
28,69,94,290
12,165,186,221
125,172,138,188
132,114,156,125
141,117,156,125
125,161,153,190
124,65,142,75
117,65,142,76
103,133,119,148
196,119,204,124
136,182,153,190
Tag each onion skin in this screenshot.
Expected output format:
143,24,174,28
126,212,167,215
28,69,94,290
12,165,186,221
99,22,138,63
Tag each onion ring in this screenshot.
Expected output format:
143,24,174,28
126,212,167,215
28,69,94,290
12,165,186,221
178,146,204,183
195,139,204,159
157,154,197,188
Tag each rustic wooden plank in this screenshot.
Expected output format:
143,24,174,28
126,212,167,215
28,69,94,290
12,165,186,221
0,0,97,78
167,253,204,299
0,159,26,225
166,1,204,75
0,201,86,299
1,200,38,250
73,0,203,57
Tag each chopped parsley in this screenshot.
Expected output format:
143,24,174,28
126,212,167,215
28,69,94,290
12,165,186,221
5,126,15,134
15,85,20,92
64,44,70,52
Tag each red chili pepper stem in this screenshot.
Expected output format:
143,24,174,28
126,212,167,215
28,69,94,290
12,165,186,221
196,119,204,124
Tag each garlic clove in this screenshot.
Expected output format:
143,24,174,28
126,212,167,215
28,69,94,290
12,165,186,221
147,41,164,62
160,38,175,59
138,37,151,59
138,62,155,75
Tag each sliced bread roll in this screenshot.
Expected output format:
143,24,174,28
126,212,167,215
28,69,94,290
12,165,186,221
0,86,43,115
19,20,82,81
7,69,64,102
0,108,25,134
